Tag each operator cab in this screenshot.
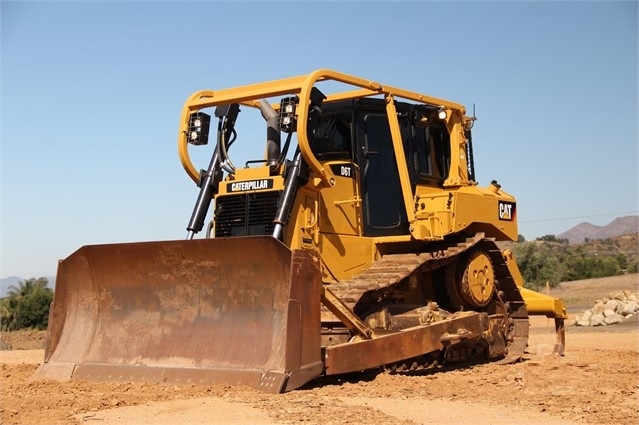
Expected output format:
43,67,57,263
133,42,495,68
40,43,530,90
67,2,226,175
311,99,452,237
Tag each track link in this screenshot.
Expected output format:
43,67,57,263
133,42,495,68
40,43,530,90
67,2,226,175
322,233,529,363
327,234,485,309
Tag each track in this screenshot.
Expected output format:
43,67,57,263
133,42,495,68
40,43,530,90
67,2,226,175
322,233,529,364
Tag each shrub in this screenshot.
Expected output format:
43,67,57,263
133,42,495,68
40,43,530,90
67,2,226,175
1,277,53,331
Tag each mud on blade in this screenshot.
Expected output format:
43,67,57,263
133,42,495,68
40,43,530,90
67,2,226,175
34,236,323,393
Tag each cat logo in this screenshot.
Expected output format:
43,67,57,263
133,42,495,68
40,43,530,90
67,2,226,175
498,201,516,221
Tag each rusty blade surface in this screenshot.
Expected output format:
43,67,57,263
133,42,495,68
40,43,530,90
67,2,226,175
34,236,323,393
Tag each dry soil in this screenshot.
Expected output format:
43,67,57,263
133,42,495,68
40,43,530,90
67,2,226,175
1,274,638,425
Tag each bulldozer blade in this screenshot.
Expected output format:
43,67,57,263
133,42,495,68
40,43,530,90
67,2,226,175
33,236,323,393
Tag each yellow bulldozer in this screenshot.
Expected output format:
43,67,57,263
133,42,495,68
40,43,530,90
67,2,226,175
35,70,567,393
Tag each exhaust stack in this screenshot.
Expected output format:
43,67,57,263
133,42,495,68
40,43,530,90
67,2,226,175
258,99,281,166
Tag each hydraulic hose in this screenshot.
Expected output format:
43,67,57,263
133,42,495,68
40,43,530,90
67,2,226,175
272,150,305,240
186,136,223,239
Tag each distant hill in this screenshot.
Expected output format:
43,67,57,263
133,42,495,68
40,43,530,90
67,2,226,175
558,216,639,244
0,276,56,298
583,233,639,271
0,276,23,297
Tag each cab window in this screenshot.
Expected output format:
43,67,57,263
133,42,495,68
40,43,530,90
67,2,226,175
311,113,353,161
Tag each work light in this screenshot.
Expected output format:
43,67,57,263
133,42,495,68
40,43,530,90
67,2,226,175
187,112,211,145
279,96,298,133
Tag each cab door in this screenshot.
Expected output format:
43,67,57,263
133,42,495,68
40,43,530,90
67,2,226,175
355,109,409,237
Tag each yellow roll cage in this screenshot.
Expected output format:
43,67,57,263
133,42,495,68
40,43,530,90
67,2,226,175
178,69,470,191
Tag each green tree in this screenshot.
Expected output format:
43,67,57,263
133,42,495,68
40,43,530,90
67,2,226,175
536,234,569,244
514,242,545,290
1,277,53,331
515,239,632,284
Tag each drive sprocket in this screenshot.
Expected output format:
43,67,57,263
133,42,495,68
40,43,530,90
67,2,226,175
459,249,495,308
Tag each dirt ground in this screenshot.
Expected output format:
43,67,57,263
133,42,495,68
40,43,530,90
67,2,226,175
1,274,637,425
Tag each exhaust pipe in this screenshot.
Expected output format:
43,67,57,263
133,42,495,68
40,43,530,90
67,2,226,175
258,99,281,166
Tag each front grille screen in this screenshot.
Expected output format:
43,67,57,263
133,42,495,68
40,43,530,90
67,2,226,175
214,191,281,237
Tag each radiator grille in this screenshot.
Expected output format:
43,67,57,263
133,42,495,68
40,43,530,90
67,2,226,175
214,191,281,237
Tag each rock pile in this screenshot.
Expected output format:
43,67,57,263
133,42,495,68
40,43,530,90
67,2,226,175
573,290,639,326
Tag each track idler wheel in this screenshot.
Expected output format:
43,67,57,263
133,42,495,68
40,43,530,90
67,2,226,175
450,249,495,309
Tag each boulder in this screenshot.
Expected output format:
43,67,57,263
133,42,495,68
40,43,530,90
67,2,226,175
603,308,617,318
580,310,593,322
603,313,625,325
573,310,592,326
589,313,606,326
617,301,638,316
569,291,639,327
611,291,628,301
591,301,606,314
603,299,619,312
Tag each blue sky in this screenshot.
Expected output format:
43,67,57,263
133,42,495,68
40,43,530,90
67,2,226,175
2,1,637,278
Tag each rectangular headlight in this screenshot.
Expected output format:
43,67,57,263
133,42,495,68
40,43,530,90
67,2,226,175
187,112,211,146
